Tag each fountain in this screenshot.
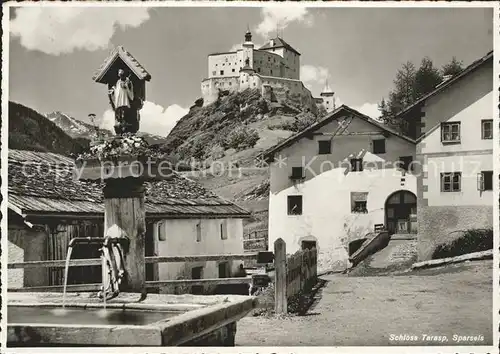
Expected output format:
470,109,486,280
7,46,256,347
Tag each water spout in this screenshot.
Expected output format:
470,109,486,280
61,246,74,309
62,235,128,309
101,255,107,311
98,237,128,301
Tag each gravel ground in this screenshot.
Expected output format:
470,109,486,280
236,260,493,346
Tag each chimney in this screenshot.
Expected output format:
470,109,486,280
270,39,274,47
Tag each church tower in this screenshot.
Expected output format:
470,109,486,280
320,79,335,113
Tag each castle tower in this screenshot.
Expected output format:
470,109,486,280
245,26,252,43
239,56,256,91
320,79,335,112
241,27,254,71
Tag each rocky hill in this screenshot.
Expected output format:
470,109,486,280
8,101,89,156
161,88,320,167
46,111,169,146
162,88,324,235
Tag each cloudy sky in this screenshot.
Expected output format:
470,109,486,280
8,5,493,137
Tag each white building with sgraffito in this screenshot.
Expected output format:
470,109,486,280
262,106,418,272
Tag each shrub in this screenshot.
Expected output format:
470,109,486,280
431,228,493,260
317,105,328,118
194,97,204,107
209,144,225,160
222,126,260,151
268,112,318,132
257,98,270,114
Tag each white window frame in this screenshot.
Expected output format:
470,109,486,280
481,119,493,140
196,221,202,242
441,172,461,192
157,221,166,241
441,122,461,143
220,220,228,240
351,192,368,213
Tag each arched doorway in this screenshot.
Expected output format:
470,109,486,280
385,190,417,235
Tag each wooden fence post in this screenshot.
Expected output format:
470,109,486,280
274,238,287,314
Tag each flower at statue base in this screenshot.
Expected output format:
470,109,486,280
77,133,153,162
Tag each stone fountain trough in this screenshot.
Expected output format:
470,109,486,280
7,292,256,347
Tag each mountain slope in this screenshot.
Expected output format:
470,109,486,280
9,101,89,156
47,111,170,145
46,111,111,141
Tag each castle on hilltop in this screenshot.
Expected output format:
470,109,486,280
201,29,335,113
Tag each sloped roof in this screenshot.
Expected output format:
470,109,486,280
262,105,415,160
259,37,301,56
8,150,249,219
395,50,493,119
92,46,151,84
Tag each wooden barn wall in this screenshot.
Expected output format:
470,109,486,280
10,217,164,287
46,222,104,286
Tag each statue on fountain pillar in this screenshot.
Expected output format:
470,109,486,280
108,69,142,135
93,46,150,136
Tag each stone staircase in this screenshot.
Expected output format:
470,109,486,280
368,238,418,269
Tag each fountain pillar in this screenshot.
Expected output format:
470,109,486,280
77,146,167,298
103,177,146,294
87,45,153,296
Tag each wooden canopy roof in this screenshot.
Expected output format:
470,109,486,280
92,46,151,85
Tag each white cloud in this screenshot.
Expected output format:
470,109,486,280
229,43,241,52
256,8,312,38
300,65,329,87
101,101,188,137
10,8,150,55
229,42,264,52
354,103,381,120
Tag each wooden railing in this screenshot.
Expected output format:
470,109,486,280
273,238,318,314
243,230,269,267
8,253,258,293
8,254,258,269
243,229,268,251
8,243,317,313
244,229,268,240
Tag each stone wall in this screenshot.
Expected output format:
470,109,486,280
201,77,240,106
8,225,49,288
417,205,493,260
201,73,316,109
